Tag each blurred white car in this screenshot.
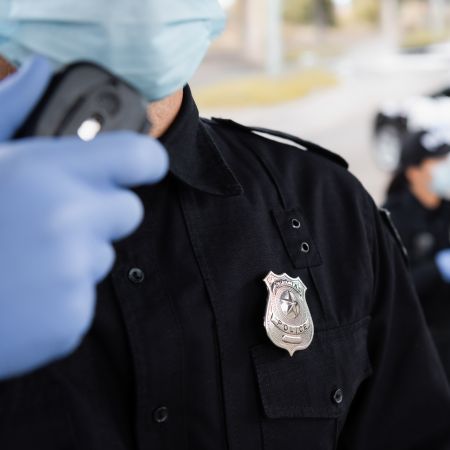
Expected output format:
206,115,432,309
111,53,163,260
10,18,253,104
373,87,450,171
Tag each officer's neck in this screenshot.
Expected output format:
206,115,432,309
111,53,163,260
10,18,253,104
0,55,183,140
0,55,15,79
147,90,183,139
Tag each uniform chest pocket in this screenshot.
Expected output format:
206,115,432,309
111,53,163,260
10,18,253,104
251,317,372,450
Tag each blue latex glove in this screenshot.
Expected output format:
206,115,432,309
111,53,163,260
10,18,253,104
435,249,450,283
0,57,169,379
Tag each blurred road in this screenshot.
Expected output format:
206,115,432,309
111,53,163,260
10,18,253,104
195,39,450,205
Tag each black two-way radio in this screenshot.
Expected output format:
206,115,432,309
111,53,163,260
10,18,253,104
14,62,150,140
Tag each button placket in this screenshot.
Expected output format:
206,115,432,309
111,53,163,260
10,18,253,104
111,238,186,449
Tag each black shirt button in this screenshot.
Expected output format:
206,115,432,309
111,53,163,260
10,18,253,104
153,406,169,423
128,267,145,284
332,388,344,405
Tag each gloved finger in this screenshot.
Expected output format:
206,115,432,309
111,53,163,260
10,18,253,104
78,132,169,187
84,188,144,242
88,240,116,283
57,280,97,354
26,132,169,188
0,56,52,142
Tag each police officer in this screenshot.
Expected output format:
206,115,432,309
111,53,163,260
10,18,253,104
384,128,450,381
0,1,449,449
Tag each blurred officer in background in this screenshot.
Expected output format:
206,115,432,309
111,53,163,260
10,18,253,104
384,128,450,380
0,1,450,450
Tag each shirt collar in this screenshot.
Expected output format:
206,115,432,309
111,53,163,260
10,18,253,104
160,86,243,197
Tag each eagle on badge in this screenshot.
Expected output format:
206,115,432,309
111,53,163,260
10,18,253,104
263,272,314,356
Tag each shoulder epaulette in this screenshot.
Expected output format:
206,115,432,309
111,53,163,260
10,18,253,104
379,207,409,265
209,117,349,170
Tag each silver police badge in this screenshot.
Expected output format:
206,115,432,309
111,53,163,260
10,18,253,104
263,272,314,356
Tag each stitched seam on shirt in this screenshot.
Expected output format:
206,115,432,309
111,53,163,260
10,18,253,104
178,188,237,449
230,129,288,210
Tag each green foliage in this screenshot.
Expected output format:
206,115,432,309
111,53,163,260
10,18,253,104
194,69,338,108
284,0,313,23
284,0,335,26
402,29,450,49
353,0,380,23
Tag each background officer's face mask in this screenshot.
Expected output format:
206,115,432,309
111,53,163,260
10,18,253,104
0,0,226,101
430,156,450,201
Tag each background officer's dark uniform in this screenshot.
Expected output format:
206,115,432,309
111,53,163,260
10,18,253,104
1,87,450,450
385,188,450,379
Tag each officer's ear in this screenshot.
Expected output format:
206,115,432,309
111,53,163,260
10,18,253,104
0,55,16,81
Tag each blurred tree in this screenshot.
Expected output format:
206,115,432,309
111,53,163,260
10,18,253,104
284,0,335,26
353,0,380,23
284,0,313,23
314,0,336,27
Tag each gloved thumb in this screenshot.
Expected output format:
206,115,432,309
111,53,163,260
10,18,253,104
435,248,450,283
0,56,52,142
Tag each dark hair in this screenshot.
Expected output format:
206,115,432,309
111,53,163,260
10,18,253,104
387,170,408,196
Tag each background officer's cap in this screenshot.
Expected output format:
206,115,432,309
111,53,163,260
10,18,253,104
400,128,450,170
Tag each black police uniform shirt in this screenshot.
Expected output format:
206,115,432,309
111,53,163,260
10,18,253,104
1,87,450,450
384,188,450,379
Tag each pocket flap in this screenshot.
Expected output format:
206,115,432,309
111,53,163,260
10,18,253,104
251,317,372,419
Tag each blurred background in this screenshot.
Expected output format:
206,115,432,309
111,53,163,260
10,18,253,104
191,0,450,204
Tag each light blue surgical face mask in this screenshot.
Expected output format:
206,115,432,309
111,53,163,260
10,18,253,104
0,0,226,101
430,156,450,200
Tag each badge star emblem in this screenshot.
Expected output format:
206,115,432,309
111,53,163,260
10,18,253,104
280,290,300,318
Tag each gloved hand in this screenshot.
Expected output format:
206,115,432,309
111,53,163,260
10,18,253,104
435,249,450,283
0,57,169,379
